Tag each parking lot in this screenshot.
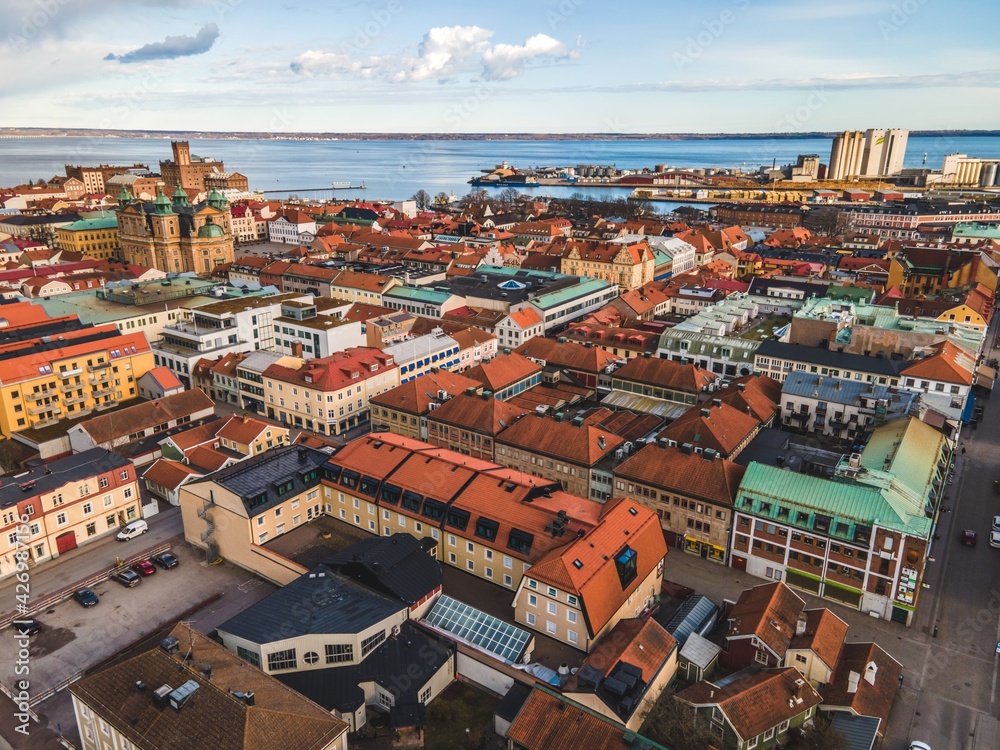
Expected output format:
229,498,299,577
0,540,276,707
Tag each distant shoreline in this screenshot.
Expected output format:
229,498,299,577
2,128,999,141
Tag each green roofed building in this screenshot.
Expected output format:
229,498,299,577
729,416,948,626
55,212,121,260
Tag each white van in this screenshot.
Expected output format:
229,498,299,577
116,519,148,541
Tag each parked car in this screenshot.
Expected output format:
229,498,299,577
151,552,179,570
992,516,1000,532
73,588,99,607
908,743,932,750
116,519,148,541
961,529,978,546
13,619,41,636
991,531,1000,549
131,559,156,577
112,569,141,587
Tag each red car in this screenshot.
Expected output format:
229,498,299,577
961,529,978,547
131,559,157,576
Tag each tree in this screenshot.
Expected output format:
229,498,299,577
803,206,848,237
411,189,431,210
641,690,736,750
497,187,522,209
433,191,451,207
0,439,25,474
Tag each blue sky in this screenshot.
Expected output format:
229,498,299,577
2,0,998,133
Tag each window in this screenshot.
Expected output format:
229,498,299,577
267,649,296,671
325,644,354,663
764,728,775,740
420,686,432,704
526,613,536,625
615,546,637,587
378,691,394,710
56,512,67,526
362,630,386,657
547,602,557,615
528,594,537,607
546,620,557,635
303,651,319,665
568,630,579,644
99,477,109,489
82,502,92,516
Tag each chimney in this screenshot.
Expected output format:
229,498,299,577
737,382,746,392
795,612,807,636
598,435,606,450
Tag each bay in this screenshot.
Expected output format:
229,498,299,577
1,135,997,204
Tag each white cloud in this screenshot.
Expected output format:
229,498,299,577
482,33,567,80
289,25,574,83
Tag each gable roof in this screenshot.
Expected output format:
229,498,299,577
370,370,481,414
495,413,624,466
615,443,745,507
822,642,901,733
727,581,805,658
788,608,848,670
78,389,214,444
465,352,541,392
612,356,717,393
426,392,528,434
514,337,617,375
143,365,183,391
899,340,975,384
657,401,760,457
526,497,666,637
325,533,442,606
677,667,822,743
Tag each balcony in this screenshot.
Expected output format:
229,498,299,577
94,401,117,412
63,393,88,406
26,391,54,403
28,402,58,416
87,362,110,373
58,367,84,379
59,380,83,393
89,372,112,386
34,415,63,429
92,385,116,399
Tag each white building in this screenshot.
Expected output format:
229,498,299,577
267,210,317,244
153,292,310,387
383,328,461,383
273,300,365,359
496,307,545,350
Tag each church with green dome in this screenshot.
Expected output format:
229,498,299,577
116,184,235,274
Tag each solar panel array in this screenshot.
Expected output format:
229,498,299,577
424,595,530,664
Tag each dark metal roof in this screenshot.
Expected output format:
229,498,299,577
754,341,908,377
324,533,442,606
217,566,404,645
0,448,131,510
829,713,880,750
207,445,328,517
276,621,453,713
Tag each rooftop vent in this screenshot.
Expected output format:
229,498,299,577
168,680,200,712
160,636,180,655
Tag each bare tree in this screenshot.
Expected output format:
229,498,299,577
783,716,850,750
497,187,522,209
641,689,736,750
411,189,431,211
803,207,848,237
0,439,24,474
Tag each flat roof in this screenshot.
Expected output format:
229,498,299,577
423,595,531,665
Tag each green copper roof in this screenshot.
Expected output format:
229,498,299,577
153,188,174,215
197,217,225,238
62,216,120,232
172,184,190,206
737,460,933,539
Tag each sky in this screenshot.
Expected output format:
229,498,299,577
2,0,998,133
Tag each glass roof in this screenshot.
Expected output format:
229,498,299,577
424,595,531,665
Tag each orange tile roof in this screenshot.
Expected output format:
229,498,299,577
167,419,224,451
451,326,497,349
657,401,760,457
0,326,150,385
715,374,782,423
614,443,744,507
613,356,717,393
426,393,528,435
570,618,677,685
465,352,541,392
143,458,201,491
788,609,848,670
325,432,427,479
508,307,543,329
900,340,975,385
264,347,396,391
496,414,624,467
370,370,482,414
677,667,822,742
218,415,274,445
526,497,666,636
331,269,395,293
506,688,635,750
727,582,805,659
513,338,617,375
145,365,183,391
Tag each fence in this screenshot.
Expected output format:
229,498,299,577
0,543,172,630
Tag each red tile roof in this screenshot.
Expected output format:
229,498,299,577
496,413,624,467
465,352,541,393
677,667,823,742
822,642,901,733
657,401,760,457
788,609,848,670
426,393,527,435
264,347,396,391
727,582,805,659
612,356,717,393
370,370,482,414
614,443,745,507
507,688,636,750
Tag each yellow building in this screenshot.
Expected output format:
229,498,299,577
117,185,235,275
262,347,400,436
562,240,655,291
55,214,121,260
0,325,155,438
0,448,141,579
